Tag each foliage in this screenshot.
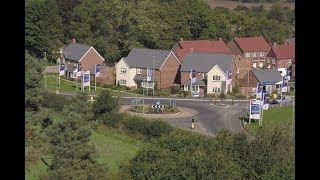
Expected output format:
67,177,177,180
46,111,107,179
25,53,46,111
145,120,174,139
92,90,119,118
125,128,294,179
169,85,181,94
122,116,149,136
233,83,240,94
40,92,71,111
98,112,124,128
63,92,94,121
25,0,63,60
179,90,191,97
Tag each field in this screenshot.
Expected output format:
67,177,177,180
25,128,145,179
243,105,294,135
40,75,139,97
208,0,294,10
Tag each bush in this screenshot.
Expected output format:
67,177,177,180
164,106,179,113
170,85,181,94
122,116,149,135
179,90,191,97
92,90,119,118
157,88,171,97
219,93,226,99
232,84,240,94
235,94,247,99
98,112,124,128
40,92,70,111
205,93,219,99
145,120,173,139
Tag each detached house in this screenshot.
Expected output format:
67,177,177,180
115,48,181,89
266,43,295,79
180,53,234,97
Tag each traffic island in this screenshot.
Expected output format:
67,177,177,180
128,105,180,114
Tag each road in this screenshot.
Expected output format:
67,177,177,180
119,97,247,136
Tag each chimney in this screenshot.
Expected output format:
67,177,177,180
72,38,76,44
180,37,183,42
219,37,222,42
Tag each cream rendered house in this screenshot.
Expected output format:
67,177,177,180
115,57,137,88
180,53,234,97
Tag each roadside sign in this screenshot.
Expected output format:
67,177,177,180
250,99,260,120
156,100,160,106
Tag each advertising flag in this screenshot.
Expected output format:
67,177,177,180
190,69,196,83
147,67,152,82
77,63,82,77
227,70,232,85
250,99,260,119
83,71,90,87
59,62,65,76
95,64,101,77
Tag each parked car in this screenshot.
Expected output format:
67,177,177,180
267,98,278,104
275,95,293,104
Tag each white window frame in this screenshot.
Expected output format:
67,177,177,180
260,52,264,57
272,58,276,64
253,52,256,57
252,62,257,68
120,68,127,74
119,79,126,85
137,68,142,74
212,75,221,81
245,52,250,58
259,61,264,68
212,87,221,93
236,68,239,73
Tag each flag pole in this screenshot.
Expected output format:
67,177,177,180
57,59,59,91
89,71,91,91
58,61,61,89
95,65,97,91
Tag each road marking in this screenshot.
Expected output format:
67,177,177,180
202,128,206,131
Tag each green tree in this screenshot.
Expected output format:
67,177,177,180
25,0,63,61
47,111,107,179
63,92,94,121
92,90,119,118
25,53,46,111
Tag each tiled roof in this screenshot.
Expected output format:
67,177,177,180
124,48,171,69
180,53,233,74
234,37,270,52
252,69,282,84
272,44,295,60
174,39,232,63
63,43,92,61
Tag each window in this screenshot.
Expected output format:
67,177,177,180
245,52,250,57
271,58,276,64
120,68,127,74
119,79,126,85
260,52,264,57
212,87,221,93
267,57,270,63
236,68,239,73
253,52,256,57
212,75,221,81
192,86,199,92
259,61,263,68
137,68,141,74
252,62,257,68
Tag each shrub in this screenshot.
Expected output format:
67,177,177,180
92,90,119,118
122,116,149,135
98,112,124,128
233,84,240,94
219,93,226,99
179,90,191,97
146,120,173,139
170,85,181,94
40,92,70,111
164,106,179,113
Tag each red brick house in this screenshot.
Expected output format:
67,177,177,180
171,38,236,90
61,38,115,84
228,37,271,95
89,64,116,85
116,48,181,89
265,43,295,78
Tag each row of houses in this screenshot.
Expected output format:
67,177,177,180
58,36,295,97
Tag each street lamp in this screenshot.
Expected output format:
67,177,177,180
246,60,251,112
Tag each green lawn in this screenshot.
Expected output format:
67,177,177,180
25,158,52,180
90,127,145,171
243,106,294,135
41,76,139,97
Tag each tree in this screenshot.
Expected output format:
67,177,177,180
92,90,119,118
25,0,63,61
63,92,94,121
25,53,46,111
47,111,107,179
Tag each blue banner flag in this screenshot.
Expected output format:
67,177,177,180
83,71,90,87
95,64,101,77
77,63,82,77
190,69,196,83
147,68,152,82
59,62,65,76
